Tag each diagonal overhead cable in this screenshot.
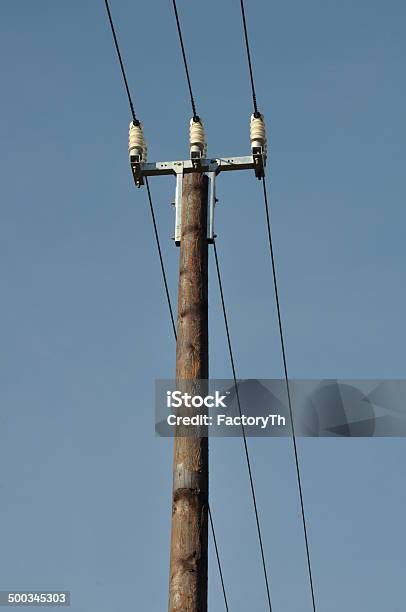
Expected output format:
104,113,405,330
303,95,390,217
239,0,259,115
261,177,317,612
238,2,318,611
213,240,274,612
171,0,199,119
103,0,175,335
104,0,137,123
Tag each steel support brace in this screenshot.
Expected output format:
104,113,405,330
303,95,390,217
130,154,265,245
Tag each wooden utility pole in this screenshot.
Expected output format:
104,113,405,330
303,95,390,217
168,172,209,612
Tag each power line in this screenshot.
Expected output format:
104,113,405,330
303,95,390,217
213,240,273,612
145,178,177,339
209,505,230,612
103,2,229,608
103,0,175,338
103,0,137,123
239,0,258,115
237,2,318,609
261,177,317,612
171,0,199,119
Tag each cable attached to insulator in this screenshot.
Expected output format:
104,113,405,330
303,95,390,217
128,120,147,163
250,112,267,158
189,116,207,161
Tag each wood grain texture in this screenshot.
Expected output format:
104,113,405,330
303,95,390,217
168,173,209,612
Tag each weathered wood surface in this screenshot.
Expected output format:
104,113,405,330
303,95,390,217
168,172,209,612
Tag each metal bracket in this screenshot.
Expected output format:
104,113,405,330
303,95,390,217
252,146,266,179
130,155,144,187
174,171,183,245
207,171,216,244
130,154,266,244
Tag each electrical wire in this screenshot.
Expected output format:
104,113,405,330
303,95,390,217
213,240,273,612
261,177,317,612
238,2,318,609
209,505,230,612
104,0,175,337
239,0,258,115
171,0,199,120
145,177,177,339
103,2,229,608
103,0,137,123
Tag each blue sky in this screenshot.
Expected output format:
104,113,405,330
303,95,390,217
0,1,405,610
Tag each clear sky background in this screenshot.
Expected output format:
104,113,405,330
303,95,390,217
1,1,405,610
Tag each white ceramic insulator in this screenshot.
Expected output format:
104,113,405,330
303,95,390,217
190,118,207,157
250,113,267,154
128,121,146,160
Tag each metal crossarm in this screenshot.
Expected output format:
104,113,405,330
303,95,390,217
130,153,266,245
